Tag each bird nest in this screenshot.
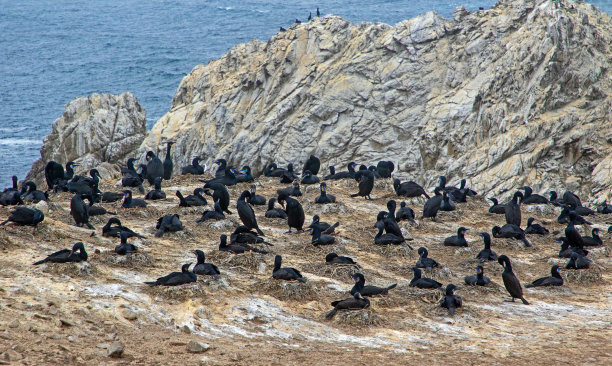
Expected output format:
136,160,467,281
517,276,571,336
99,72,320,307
372,244,414,258
331,309,382,327
302,263,361,281
201,218,240,231
143,282,206,304
303,202,349,215
563,266,603,284
226,253,268,272
0,231,17,249
41,262,97,278
95,251,155,268
251,278,316,301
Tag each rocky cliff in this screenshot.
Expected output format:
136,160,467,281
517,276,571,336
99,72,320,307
26,92,146,187
138,0,611,201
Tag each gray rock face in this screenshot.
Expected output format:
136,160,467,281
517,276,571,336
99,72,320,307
26,92,146,187
137,0,611,202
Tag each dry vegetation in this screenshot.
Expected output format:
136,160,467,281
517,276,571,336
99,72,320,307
0,172,611,365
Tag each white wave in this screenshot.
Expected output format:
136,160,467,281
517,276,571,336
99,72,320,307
0,138,41,146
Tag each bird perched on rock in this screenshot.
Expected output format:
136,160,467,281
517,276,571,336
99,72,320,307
409,268,442,289
476,232,497,262
302,155,321,176
193,250,220,276
315,182,336,204
277,192,304,233
415,247,439,271
163,141,173,179
444,227,468,247
115,231,138,255
350,273,396,297
350,166,374,200
145,151,164,185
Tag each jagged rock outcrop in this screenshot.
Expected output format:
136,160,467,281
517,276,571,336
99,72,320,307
26,92,146,187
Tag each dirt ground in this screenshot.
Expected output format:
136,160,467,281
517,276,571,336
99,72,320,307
1,172,611,365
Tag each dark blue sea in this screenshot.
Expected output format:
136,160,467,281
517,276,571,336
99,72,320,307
1,0,610,186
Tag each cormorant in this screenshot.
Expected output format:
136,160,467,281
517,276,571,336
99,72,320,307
205,165,237,186
155,214,183,237
309,221,335,245
33,242,87,265
311,215,338,235
203,182,231,214
279,27,286,32
422,187,443,221
279,163,298,183
196,202,225,222
219,234,268,254
236,166,254,183
383,200,410,247
302,155,321,175
409,268,442,289
521,186,549,204
145,151,164,185
376,161,394,178
248,184,266,206
476,232,497,262
0,175,23,206
582,228,603,247
565,252,591,269
181,157,205,175
315,182,336,204
325,292,370,319
525,217,549,235
277,192,304,233
488,198,506,214
264,163,286,177
70,193,94,229
325,253,356,265
505,191,523,227
395,202,417,225
276,180,302,197
548,191,565,206
596,200,612,214
265,198,288,219
557,237,588,258
0,207,44,227
557,206,592,225
121,158,144,193
368,166,381,179
145,177,166,200
45,161,67,189
214,159,227,178
301,170,320,185
438,176,458,193
440,284,462,316
144,263,196,286
230,225,271,246
193,250,220,276
564,213,584,249
525,265,563,287
562,190,582,208
324,162,356,180
317,7,320,17
492,224,531,247
393,179,429,199
115,231,138,255
374,221,405,245
273,255,306,282
444,227,468,247
237,191,264,236
350,166,374,200
308,12,312,21
464,266,491,286
21,182,48,203
416,247,438,271
350,273,396,297
122,190,147,208
163,141,173,179
102,218,145,239
101,191,124,203
457,179,477,197
176,188,207,207
67,168,101,196
498,255,529,304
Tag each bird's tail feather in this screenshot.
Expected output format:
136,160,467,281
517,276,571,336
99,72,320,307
520,297,530,305
325,308,337,319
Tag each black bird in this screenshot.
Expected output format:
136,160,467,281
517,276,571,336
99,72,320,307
368,166,381,178
33,242,87,265
279,163,298,184
525,217,549,235
526,266,563,288
102,218,145,239
582,228,603,247
265,198,288,219
295,18,301,24
277,192,304,233
176,188,207,207
350,273,396,297
557,237,588,258
458,179,477,197
45,161,68,189
315,182,336,204
438,176,459,193
196,202,225,222
203,182,231,214
145,151,164,186
440,284,462,316
273,255,306,282
376,161,395,178
505,191,523,227
393,179,429,199
0,206,44,227
374,223,405,245
422,187,443,221
350,166,374,200
317,7,320,17
311,215,338,235
214,159,228,178
324,162,356,180
309,221,335,246
122,190,147,208
521,186,549,204
307,12,312,21
121,158,144,193
566,252,591,269
181,157,205,175
66,169,100,196
302,154,321,175
237,190,264,236
230,226,271,246
464,266,491,286
557,206,592,225
205,165,237,186
193,250,220,276
444,227,468,247
596,200,612,214
549,191,565,206
145,177,166,200
236,166,254,183
115,231,138,255
325,292,370,319
564,213,584,249
409,268,442,289
101,191,124,203
163,141,173,179
476,232,497,262
301,170,320,185
498,255,529,305
395,202,417,225
492,224,531,247
383,200,411,246
416,247,439,271
488,198,506,214
264,163,286,177
276,180,302,197
155,214,183,237
144,263,196,286
562,190,582,208
279,26,286,32
450,187,468,203
70,193,95,229
325,253,356,265
21,182,48,203
219,234,268,254
247,184,266,206
1,175,23,206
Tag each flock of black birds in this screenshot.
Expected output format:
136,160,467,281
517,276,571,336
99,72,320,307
0,145,608,318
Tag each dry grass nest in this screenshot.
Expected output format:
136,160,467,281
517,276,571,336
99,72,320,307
302,263,362,281
331,308,383,327
143,281,206,303
252,277,316,301
563,266,603,284
41,261,97,278
95,251,155,268
225,252,269,272
369,243,415,258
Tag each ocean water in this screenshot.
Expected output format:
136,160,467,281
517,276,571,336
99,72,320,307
0,0,610,187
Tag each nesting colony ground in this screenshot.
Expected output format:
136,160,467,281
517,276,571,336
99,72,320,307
0,173,611,365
